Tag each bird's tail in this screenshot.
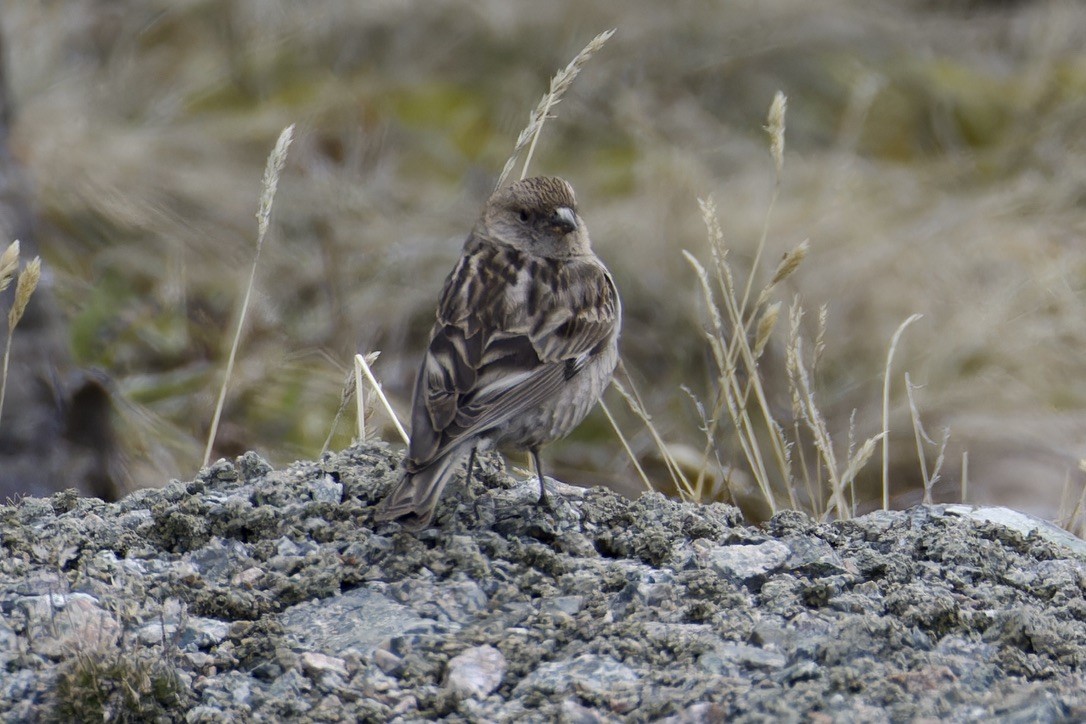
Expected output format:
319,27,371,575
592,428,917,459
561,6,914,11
376,445,472,530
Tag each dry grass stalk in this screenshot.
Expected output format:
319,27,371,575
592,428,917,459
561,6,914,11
786,299,820,515
880,313,923,509
681,384,734,503
320,350,382,455
753,302,781,361
321,369,355,456
718,265,794,507
834,432,885,516
905,373,950,505
0,240,18,293
495,28,616,189
676,92,907,522
690,196,782,508
737,91,787,321
354,356,366,442
788,336,846,516
786,315,890,520
684,246,781,512
846,409,859,512
756,239,808,309
0,251,41,430
1069,459,1086,537
354,352,409,445
598,397,654,493
9,256,40,331
1061,460,1086,535
610,375,690,496
812,304,828,375
203,124,295,468
906,374,931,503
961,451,969,503
708,227,792,490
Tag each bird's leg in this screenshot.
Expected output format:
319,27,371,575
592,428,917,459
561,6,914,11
531,449,550,507
465,446,477,482
462,446,478,500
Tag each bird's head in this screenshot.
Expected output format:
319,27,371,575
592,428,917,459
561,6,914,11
481,177,591,258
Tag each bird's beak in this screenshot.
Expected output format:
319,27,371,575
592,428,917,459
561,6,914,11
551,206,577,235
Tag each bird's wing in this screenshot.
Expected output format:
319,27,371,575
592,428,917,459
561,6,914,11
405,236,618,469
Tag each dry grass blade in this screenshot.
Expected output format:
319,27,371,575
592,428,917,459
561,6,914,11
0,240,18,293
681,384,732,503
961,451,969,503
755,239,809,310
1067,459,1086,536
495,28,616,188
354,356,366,442
906,373,932,503
9,256,41,330
354,352,409,445
905,373,948,506
812,304,828,375
682,250,727,370
599,397,654,493
753,301,781,361
880,313,923,509
833,432,885,517
203,124,295,468
322,351,382,455
738,92,787,319
771,240,808,286
0,255,42,431
688,196,790,514
790,336,847,518
321,369,356,456
610,376,690,496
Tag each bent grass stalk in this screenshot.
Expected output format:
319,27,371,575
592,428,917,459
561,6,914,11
203,124,295,468
355,352,409,445
880,313,922,509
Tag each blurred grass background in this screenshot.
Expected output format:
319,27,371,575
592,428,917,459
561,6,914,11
3,0,1085,521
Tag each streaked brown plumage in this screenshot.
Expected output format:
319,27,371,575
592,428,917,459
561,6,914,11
377,177,620,529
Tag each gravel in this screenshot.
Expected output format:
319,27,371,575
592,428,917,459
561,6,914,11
2,442,1086,722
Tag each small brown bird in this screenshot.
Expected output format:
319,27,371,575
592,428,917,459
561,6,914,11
377,176,621,529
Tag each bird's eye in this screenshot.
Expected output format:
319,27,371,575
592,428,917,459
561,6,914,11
518,209,530,222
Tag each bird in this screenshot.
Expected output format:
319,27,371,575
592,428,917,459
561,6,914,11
377,176,621,529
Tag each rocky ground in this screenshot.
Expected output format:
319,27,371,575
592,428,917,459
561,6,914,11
2,442,1086,722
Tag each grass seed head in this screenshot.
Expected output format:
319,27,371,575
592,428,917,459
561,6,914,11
9,256,41,330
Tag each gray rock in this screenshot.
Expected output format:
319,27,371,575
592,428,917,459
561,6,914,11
707,540,791,580
279,585,428,657
514,653,639,700
309,475,344,504
444,645,506,699
3,443,1086,722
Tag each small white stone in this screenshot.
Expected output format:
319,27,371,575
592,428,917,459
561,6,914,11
444,645,506,700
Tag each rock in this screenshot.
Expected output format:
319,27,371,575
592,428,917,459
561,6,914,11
706,540,791,581
2,443,1086,721
444,645,506,699
300,652,349,679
